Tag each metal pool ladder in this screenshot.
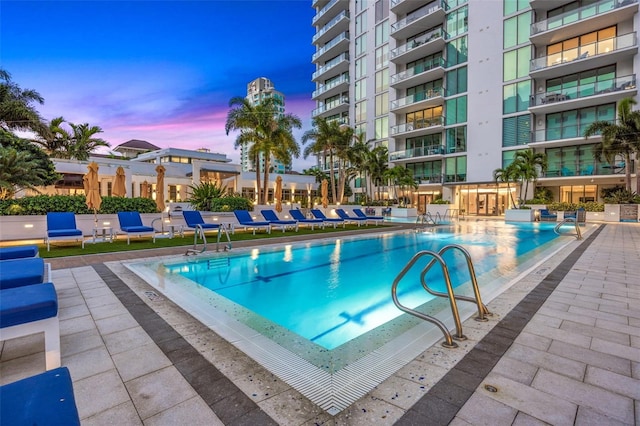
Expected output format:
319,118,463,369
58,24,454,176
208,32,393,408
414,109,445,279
391,244,491,348
185,224,232,256
554,217,582,240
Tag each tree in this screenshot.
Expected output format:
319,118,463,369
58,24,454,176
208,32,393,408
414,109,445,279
0,69,47,135
32,116,71,158
584,97,640,192
347,134,372,203
513,149,546,203
68,122,109,161
33,117,109,160
368,145,389,201
493,163,519,208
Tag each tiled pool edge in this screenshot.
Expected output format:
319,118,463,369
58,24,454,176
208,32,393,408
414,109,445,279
91,263,279,426
394,224,606,425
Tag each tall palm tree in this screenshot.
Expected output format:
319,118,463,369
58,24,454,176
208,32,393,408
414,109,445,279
368,145,389,201
67,123,109,161
0,69,47,135
0,146,50,199
514,149,546,203
33,116,71,158
493,162,520,208
584,98,640,192
302,117,345,204
347,134,372,203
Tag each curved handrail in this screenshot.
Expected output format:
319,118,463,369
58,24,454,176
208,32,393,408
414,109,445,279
391,250,465,348
554,218,582,240
185,224,232,256
420,244,491,321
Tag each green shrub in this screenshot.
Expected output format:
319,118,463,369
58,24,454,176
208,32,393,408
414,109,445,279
0,195,158,215
432,199,450,204
188,182,228,211
547,201,604,212
602,189,638,204
208,196,252,212
547,202,577,212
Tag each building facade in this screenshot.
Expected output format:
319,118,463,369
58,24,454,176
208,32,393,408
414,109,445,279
311,0,639,214
240,77,291,174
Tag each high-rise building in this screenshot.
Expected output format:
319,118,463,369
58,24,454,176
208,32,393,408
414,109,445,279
311,0,638,214
241,77,290,174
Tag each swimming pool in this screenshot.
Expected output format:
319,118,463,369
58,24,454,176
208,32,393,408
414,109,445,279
125,221,578,413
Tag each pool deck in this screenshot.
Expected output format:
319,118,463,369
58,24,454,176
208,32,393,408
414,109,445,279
1,221,638,425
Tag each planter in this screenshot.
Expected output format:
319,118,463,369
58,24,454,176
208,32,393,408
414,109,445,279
604,204,639,222
504,209,535,222
390,207,418,218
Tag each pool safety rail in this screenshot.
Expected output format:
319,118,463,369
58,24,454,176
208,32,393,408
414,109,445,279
554,217,583,240
185,224,232,256
415,208,460,228
391,244,491,348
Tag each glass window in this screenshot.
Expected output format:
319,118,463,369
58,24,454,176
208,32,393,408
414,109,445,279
502,149,519,168
503,80,530,113
503,45,531,81
356,101,367,122
504,0,529,16
445,156,467,182
375,116,388,139
446,36,468,67
446,5,468,38
545,103,615,141
375,93,388,116
445,95,467,125
356,34,367,57
502,115,530,147
375,21,389,46
356,12,367,35
355,79,367,101
446,126,467,153
355,57,367,79
375,69,389,92
375,0,389,22
375,45,389,69
446,66,467,96
504,11,531,49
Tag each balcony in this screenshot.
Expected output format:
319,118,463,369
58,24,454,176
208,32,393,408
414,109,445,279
542,160,634,178
389,145,445,161
530,122,615,145
390,28,447,64
531,0,638,46
391,87,444,114
312,32,350,63
390,116,445,136
312,52,350,81
530,75,637,114
312,74,349,100
530,33,637,79
390,57,445,89
312,97,349,118
313,10,349,45
391,2,446,40
312,0,345,27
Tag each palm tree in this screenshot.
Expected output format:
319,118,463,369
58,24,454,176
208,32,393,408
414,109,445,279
514,149,546,203
0,146,51,199
67,123,109,161
0,69,47,135
584,97,640,192
347,134,372,203
368,145,389,201
33,116,71,158
302,117,344,204
493,162,520,208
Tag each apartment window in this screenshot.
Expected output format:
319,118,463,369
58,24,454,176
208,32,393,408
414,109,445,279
325,94,343,108
406,134,442,151
503,11,531,49
503,45,531,81
356,34,367,57
546,26,616,64
107,181,112,197
503,115,530,147
559,185,597,203
446,125,467,153
408,53,444,75
375,69,388,92
447,0,468,9
446,5,468,38
168,185,178,202
355,57,367,79
407,79,443,101
406,160,442,181
356,0,366,13
503,80,531,113
502,149,519,168
356,12,367,35
546,103,615,141
356,101,367,122
375,45,389,69
375,21,389,46
504,0,529,16
355,122,367,135
445,156,467,182
546,65,616,98
446,66,467,96
355,79,367,101
375,0,389,22
446,36,468,66
375,116,389,139
445,95,467,125
546,145,606,178
375,93,388,116
406,107,444,130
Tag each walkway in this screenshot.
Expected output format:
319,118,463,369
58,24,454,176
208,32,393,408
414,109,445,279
0,222,638,425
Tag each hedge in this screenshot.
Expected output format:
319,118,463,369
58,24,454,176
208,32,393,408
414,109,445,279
0,195,159,215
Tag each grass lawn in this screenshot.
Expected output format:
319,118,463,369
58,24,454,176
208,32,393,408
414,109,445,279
25,224,391,258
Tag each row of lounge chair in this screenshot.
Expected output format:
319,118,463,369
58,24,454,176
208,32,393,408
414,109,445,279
0,245,81,424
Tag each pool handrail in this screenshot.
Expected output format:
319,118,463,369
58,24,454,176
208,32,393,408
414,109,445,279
554,217,582,240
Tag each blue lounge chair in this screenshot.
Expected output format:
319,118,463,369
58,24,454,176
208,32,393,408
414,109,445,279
539,209,557,222
183,210,221,235
117,211,158,244
261,210,299,232
0,257,49,290
0,367,80,425
353,208,385,225
289,209,324,230
310,209,345,228
0,245,38,260
335,208,368,227
233,210,271,235
0,282,60,370
45,212,84,251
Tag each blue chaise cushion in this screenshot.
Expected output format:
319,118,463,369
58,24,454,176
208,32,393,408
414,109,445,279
120,225,154,233
0,367,80,426
48,228,83,238
0,282,58,328
0,245,39,260
0,257,46,290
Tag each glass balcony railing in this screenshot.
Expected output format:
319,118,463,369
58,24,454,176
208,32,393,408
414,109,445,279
313,10,349,43
391,2,442,33
390,28,446,59
312,52,349,79
312,0,339,25
530,75,636,106
390,116,445,134
531,121,615,143
389,145,444,160
390,57,445,85
544,160,635,177
312,97,349,116
531,0,637,35
391,87,444,109
312,33,349,62
312,74,349,98
530,33,637,72
415,174,443,184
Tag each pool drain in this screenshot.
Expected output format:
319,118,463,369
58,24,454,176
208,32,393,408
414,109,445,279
484,384,498,393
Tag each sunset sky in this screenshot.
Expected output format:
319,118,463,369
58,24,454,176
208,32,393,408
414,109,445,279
1,0,318,169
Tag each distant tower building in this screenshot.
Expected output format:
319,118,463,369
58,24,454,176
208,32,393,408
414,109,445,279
241,77,290,174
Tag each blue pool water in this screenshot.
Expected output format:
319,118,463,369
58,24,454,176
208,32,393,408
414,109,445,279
163,222,562,350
